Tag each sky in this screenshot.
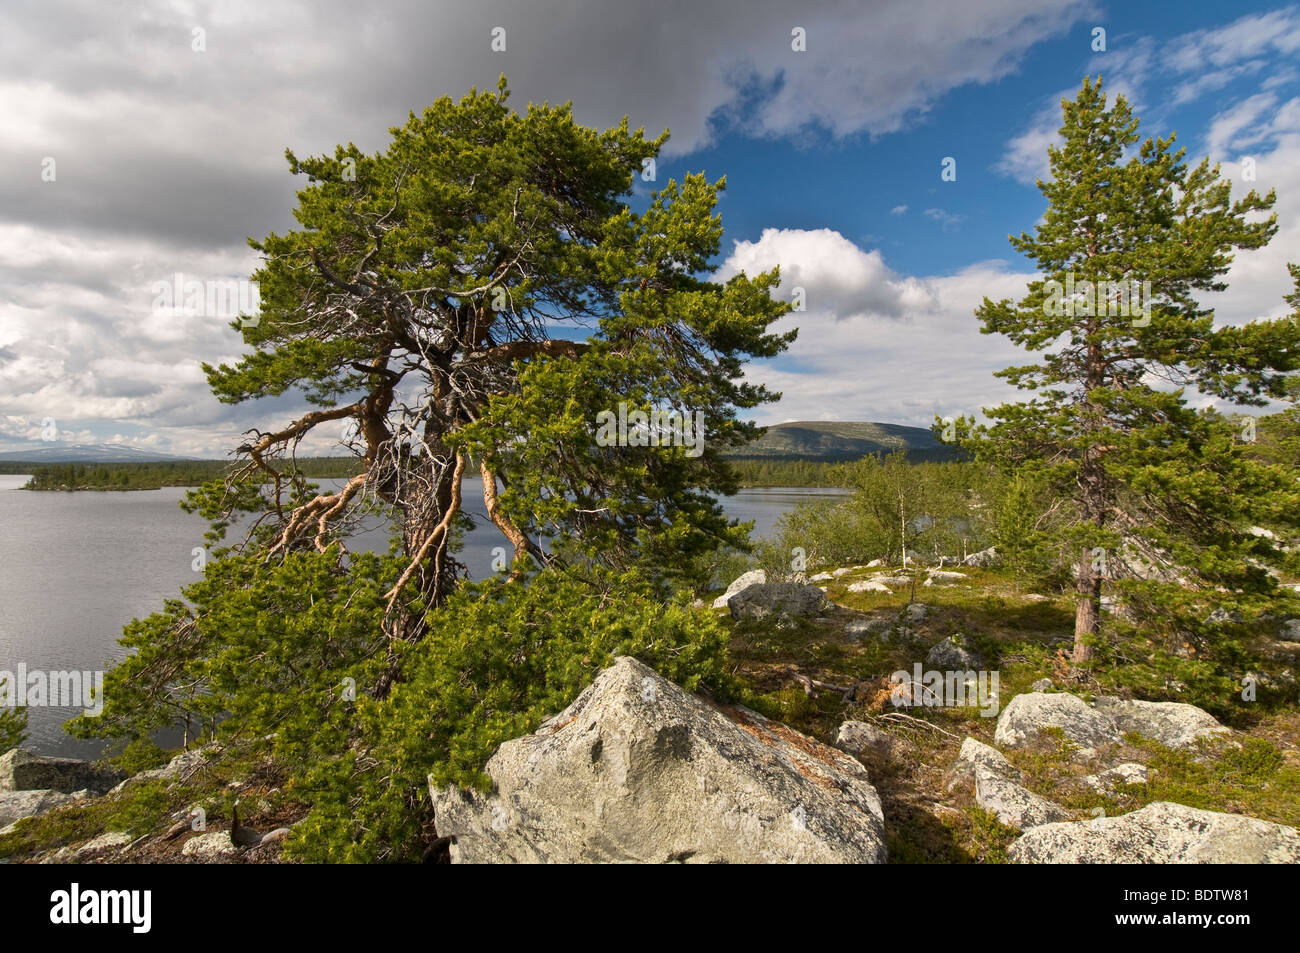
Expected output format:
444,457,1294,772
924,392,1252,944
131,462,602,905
2,0,1300,457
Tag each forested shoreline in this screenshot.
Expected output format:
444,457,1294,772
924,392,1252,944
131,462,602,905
0,457,363,490
0,452,876,490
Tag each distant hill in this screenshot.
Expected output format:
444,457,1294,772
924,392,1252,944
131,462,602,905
727,421,961,463
0,443,195,463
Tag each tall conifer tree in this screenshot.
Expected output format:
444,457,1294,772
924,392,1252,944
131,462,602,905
972,77,1300,669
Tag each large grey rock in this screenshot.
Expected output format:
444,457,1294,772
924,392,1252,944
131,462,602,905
871,575,914,586
923,570,967,586
712,569,766,609
962,547,999,567
846,579,891,593
1091,696,1229,749
926,636,983,670
994,693,1117,752
951,737,1018,786
994,692,1226,753
1009,801,1300,864
728,582,831,622
975,766,1071,829
1279,619,1300,642
0,748,125,795
0,789,76,828
430,657,886,864
951,738,1071,826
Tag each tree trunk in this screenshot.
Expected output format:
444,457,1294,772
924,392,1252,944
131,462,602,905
1073,547,1101,663
375,445,463,695
398,451,462,608
1075,328,1107,663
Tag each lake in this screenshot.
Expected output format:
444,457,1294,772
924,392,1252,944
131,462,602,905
0,476,849,757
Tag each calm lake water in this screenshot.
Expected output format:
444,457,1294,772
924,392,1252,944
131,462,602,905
0,475,848,757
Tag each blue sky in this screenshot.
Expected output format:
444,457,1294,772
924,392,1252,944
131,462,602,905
2,0,1299,455
673,3,1300,276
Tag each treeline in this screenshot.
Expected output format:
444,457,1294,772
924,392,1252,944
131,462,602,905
726,457,849,487
12,457,362,490
726,449,965,487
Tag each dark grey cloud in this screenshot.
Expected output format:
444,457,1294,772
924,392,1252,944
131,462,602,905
1,0,1094,245
3,148,292,248
0,0,1094,454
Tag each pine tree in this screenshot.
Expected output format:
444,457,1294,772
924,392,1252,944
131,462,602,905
972,77,1300,667
195,78,791,669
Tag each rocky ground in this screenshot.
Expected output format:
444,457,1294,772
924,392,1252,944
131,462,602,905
716,562,1300,862
3,558,1299,864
